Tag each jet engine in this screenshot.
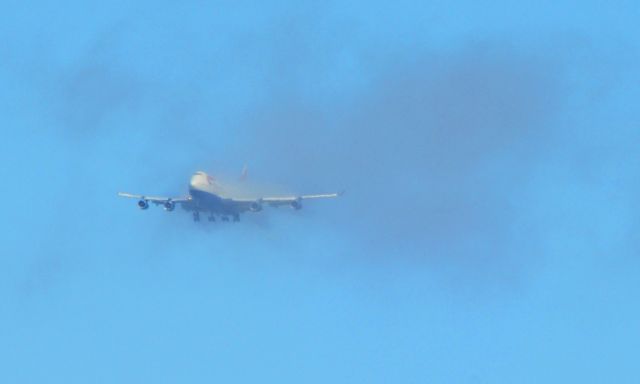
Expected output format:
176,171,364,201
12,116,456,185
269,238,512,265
250,202,263,212
138,200,149,210
291,199,302,210
163,200,175,211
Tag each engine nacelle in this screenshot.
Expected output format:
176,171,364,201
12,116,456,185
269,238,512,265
163,200,175,211
138,199,149,210
250,202,263,212
290,199,302,210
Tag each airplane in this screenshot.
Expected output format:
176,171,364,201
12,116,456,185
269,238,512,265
118,170,342,222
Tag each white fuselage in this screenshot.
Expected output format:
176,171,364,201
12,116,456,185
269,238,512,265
187,171,240,215
189,171,221,195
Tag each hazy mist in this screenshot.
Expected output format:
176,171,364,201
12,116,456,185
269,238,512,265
1,1,639,383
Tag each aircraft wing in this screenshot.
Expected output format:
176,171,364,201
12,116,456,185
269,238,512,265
118,192,192,206
230,191,343,211
263,192,342,203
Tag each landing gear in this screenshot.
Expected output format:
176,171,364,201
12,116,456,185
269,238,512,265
193,212,238,223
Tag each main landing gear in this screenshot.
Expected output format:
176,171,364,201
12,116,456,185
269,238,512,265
193,212,239,223
221,214,240,222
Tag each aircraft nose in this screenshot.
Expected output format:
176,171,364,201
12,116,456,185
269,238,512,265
189,173,210,190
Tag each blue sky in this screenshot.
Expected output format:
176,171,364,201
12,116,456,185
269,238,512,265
1,1,639,383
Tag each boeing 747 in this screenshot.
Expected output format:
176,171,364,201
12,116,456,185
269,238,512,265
118,170,342,222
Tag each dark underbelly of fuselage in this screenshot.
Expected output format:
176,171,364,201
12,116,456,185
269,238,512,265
188,188,237,214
